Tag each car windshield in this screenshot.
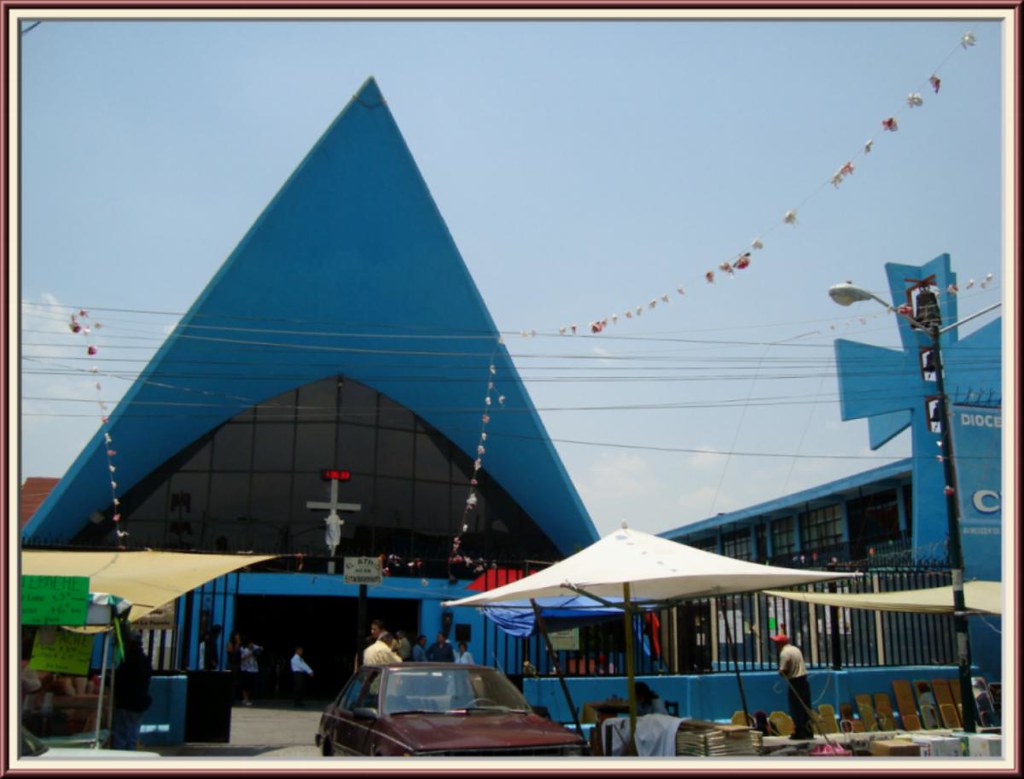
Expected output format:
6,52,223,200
383,667,530,715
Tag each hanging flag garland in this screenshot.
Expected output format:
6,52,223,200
69,309,126,546
513,28,992,340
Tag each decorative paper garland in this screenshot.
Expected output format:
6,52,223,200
447,344,506,582
512,29,988,340
69,309,126,545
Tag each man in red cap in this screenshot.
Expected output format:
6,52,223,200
771,633,813,740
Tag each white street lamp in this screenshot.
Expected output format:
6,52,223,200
829,282,1000,734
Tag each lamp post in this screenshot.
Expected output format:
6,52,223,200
828,283,1001,734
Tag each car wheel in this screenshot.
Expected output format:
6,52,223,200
321,739,333,757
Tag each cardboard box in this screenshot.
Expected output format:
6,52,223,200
870,739,922,756
911,735,963,757
960,733,1002,757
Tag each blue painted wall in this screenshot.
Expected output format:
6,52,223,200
525,666,968,725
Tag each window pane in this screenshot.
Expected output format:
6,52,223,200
212,424,253,470
297,379,338,423
295,423,336,471
414,481,450,532
375,477,412,528
338,380,377,426
250,473,292,526
337,423,376,474
252,423,294,471
415,432,450,482
376,429,413,479
379,395,414,430
166,473,210,545
209,473,250,523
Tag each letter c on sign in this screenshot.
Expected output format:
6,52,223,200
972,490,1000,514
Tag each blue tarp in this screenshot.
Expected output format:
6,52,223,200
482,595,632,638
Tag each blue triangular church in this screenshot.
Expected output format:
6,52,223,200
24,77,599,561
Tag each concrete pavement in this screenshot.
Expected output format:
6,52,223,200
150,700,323,758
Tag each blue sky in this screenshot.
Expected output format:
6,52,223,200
16,12,1009,537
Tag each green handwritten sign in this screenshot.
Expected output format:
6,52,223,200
21,575,90,626
29,626,95,675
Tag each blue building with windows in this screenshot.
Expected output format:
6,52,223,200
662,254,1003,681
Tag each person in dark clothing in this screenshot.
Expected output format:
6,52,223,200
111,633,153,750
201,624,223,670
426,632,455,662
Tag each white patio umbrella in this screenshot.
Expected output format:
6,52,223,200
444,524,856,753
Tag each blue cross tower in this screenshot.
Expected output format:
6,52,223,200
833,253,1002,678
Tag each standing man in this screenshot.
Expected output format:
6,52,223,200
111,632,153,750
426,632,455,662
395,630,412,661
364,631,402,665
411,635,428,662
290,646,314,707
771,633,813,740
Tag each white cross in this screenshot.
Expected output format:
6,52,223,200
308,479,361,573
306,477,362,516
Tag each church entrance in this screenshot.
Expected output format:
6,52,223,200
232,594,420,703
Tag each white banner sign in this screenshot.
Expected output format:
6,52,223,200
344,556,382,585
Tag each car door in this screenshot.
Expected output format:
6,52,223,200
330,668,382,756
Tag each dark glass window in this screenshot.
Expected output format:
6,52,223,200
772,517,795,559
297,380,337,422
167,473,210,540
379,395,414,430
376,429,413,479
209,473,250,523
129,475,171,522
295,423,336,471
250,473,292,527
415,432,450,482
212,423,253,470
722,528,752,560
253,424,294,471
799,505,843,550
104,375,560,563
847,489,900,560
338,381,377,425
375,477,413,529
414,481,450,532
337,424,376,474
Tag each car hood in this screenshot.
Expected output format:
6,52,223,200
387,712,580,753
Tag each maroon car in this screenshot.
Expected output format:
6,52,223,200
315,662,587,757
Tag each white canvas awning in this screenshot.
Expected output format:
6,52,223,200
444,525,856,609
21,550,278,622
763,580,1001,616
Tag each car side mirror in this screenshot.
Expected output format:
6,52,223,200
352,707,378,720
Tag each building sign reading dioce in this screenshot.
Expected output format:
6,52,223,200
344,556,382,585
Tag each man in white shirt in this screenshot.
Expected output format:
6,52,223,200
363,632,403,666
290,646,314,707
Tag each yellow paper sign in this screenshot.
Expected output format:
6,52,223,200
29,626,95,675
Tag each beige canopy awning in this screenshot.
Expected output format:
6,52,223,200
21,550,279,622
762,580,1001,616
